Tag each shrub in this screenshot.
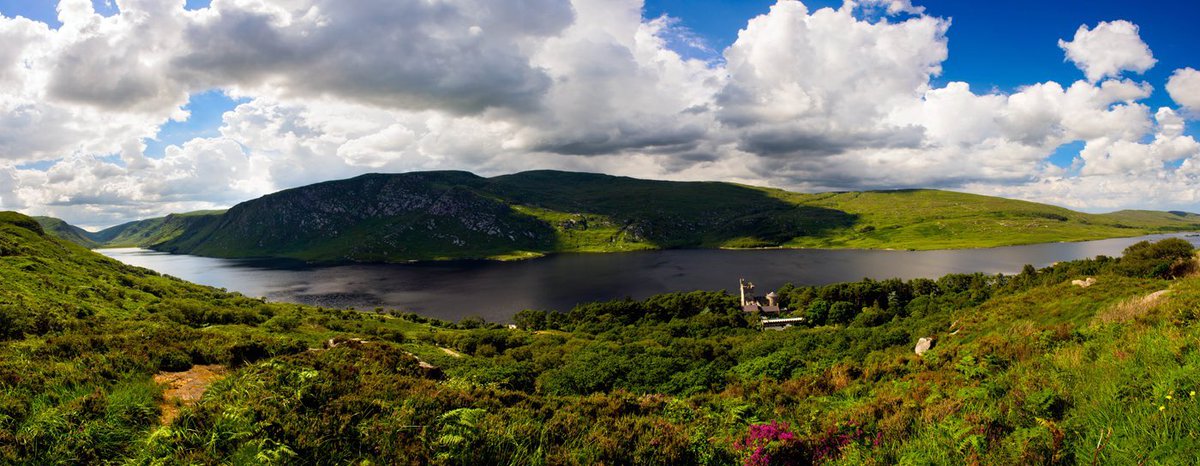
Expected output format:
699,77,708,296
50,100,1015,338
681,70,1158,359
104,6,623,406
1118,238,1196,279
264,311,302,332
156,350,193,372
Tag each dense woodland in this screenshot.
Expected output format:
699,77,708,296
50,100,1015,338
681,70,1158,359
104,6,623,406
2,210,1200,464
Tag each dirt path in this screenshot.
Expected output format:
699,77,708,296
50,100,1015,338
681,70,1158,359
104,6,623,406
154,364,227,425
440,347,463,358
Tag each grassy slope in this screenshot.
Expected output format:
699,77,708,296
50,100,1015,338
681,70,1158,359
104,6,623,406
33,216,99,248
898,276,1200,464
487,170,858,251
91,210,225,248
35,171,1200,262
4,210,1200,463
0,211,455,462
1100,209,1200,228
773,189,1196,249
493,175,1200,252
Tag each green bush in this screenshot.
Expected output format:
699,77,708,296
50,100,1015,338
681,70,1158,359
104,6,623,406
828,301,858,324
1118,238,1196,279
155,350,193,372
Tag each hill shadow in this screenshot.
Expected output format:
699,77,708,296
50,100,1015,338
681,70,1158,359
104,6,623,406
489,171,859,249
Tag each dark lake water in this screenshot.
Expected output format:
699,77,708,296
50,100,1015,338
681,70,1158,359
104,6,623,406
99,233,1200,322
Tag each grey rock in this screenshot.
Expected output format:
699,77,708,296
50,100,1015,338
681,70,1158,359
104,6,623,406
915,337,934,355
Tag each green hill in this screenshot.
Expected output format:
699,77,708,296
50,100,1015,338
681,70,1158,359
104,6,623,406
91,210,225,247
769,189,1200,250
1099,209,1200,228
33,215,99,248
3,209,1200,463
35,171,1200,262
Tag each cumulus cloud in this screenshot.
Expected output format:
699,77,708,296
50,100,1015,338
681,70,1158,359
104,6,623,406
1078,108,1199,176
1,0,1199,227
1058,20,1157,82
0,166,23,209
1167,68,1200,115
47,0,190,113
716,1,947,157
0,1,189,164
173,0,574,114
509,0,724,156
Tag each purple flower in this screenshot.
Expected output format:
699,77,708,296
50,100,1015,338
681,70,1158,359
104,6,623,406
735,421,797,466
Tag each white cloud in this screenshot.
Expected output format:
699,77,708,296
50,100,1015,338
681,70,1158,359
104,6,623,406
173,0,574,114
1167,68,1200,115
0,1,188,164
0,165,23,209
716,1,947,158
1058,20,1157,83
1078,108,1199,176
509,0,724,156
1,0,1200,227
48,0,190,113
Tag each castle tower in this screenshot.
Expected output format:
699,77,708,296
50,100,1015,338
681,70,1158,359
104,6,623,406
739,278,755,306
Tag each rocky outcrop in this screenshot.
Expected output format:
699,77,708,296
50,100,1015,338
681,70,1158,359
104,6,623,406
915,337,934,355
1071,277,1097,288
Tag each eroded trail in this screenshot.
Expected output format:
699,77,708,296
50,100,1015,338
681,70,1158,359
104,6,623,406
154,365,227,425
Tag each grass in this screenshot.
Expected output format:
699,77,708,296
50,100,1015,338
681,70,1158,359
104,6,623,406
90,210,224,248
773,189,1189,250
33,216,99,249
510,205,657,253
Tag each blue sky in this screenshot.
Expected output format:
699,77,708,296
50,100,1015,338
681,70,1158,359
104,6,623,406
143,90,248,157
0,0,209,25
644,0,1200,169
645,0,1199,106
3,0,1195,166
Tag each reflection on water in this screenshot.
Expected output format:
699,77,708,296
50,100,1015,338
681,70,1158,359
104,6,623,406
100,234,1200,322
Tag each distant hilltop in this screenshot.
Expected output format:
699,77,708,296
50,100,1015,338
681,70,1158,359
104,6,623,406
31,170,1200,264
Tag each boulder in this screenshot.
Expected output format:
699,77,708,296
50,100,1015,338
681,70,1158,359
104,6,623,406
325,337,367,349
915,337,934,356
1071,277,1097,288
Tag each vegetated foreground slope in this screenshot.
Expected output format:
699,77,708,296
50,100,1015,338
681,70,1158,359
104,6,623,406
2,210,1200,463
38,170,1200,262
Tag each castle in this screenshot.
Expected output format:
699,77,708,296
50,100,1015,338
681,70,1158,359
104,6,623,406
739,278,781,315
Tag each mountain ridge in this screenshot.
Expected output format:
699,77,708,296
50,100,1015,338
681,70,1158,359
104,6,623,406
33,170,1200,263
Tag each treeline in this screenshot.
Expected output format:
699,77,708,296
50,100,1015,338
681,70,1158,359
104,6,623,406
507,238,1196,332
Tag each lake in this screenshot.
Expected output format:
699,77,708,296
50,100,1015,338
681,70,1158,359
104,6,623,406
100,233,1200,322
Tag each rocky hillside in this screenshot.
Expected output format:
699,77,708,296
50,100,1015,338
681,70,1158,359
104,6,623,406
158,172,558,261
34,170,1200,263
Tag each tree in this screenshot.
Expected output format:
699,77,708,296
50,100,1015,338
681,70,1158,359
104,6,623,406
828,301,858,325
513,309,548,331
1118,238,1196,279
805,299,830,326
